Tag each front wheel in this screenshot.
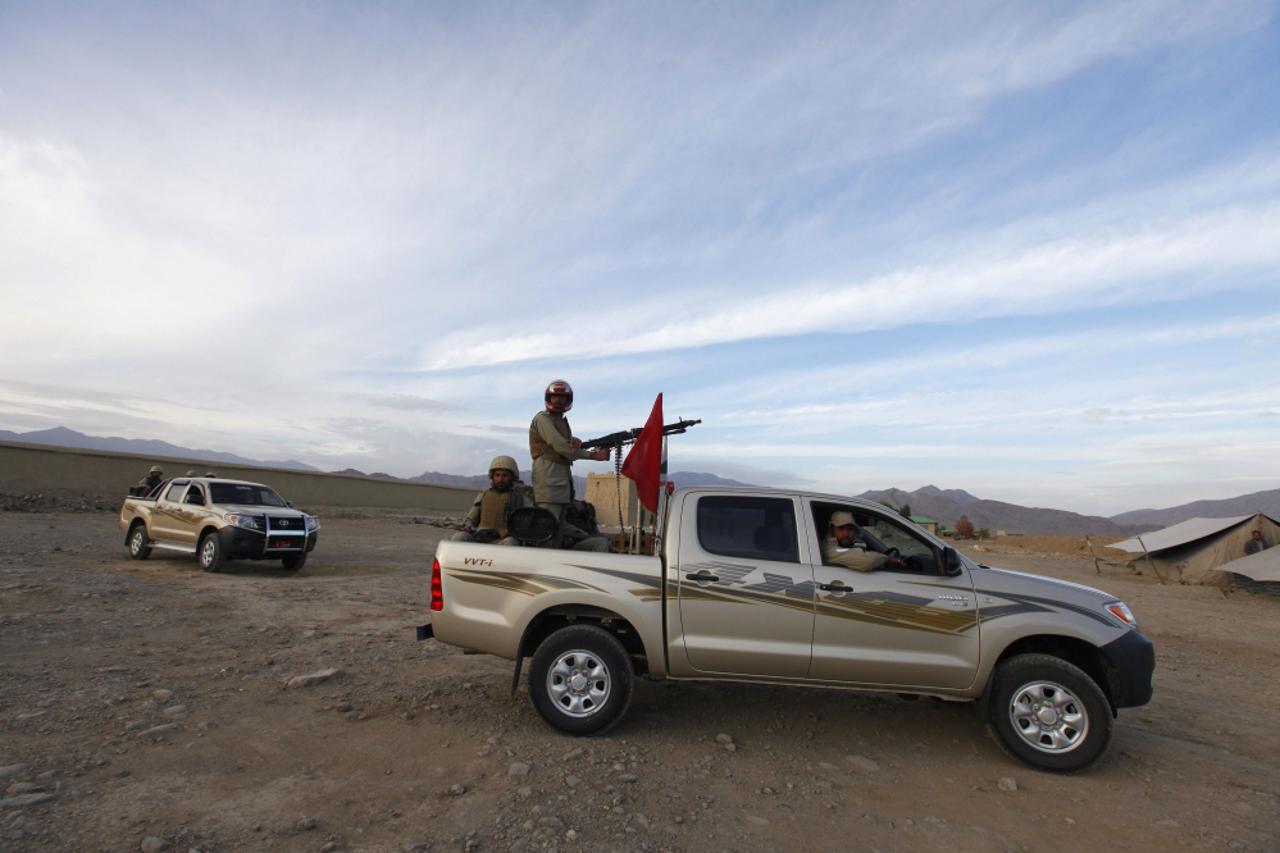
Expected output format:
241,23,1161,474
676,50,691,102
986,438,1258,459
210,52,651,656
281,551,307,572
528,625,633,735
198,532,225,573
987,653,1113,773
126,524,151,560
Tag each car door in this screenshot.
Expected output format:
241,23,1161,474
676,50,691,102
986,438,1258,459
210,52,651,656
807,503,979,689
674,492,815,678
171,483,209,547
149,480,190,543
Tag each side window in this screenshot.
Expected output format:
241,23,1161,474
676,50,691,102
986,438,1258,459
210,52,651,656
184,486,205,506
163,482,187,502
696,496,798,563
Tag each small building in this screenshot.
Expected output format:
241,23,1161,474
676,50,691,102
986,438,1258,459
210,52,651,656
910,515,939,535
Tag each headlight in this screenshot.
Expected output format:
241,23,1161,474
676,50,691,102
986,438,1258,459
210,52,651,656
225,513,264,531
1104,600,1137,629
304,515,319,531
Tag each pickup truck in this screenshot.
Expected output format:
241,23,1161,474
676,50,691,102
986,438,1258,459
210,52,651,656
120,476,319,573
420,487,1154,772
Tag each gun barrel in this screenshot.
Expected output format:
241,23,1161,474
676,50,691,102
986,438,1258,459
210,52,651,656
580,419,701,450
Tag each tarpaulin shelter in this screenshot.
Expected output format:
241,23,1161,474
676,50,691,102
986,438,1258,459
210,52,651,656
1109,513,1280,585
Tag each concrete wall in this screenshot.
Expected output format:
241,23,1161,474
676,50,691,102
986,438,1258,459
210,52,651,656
0,440,474,512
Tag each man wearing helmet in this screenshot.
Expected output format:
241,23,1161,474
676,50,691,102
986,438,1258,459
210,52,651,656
529,379,611,552
451,455,534,546
136,465,165,496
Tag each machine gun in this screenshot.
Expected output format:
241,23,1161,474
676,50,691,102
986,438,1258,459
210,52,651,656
580,418,702,452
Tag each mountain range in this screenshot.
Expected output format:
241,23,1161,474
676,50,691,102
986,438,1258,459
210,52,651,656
4,426,1277,534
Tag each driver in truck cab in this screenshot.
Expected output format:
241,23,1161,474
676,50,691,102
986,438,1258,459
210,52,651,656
824,510,906,572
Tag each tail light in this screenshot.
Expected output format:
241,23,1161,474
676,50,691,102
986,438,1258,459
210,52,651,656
430,558,444,611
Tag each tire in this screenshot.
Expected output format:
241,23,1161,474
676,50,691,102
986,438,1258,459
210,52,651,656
197,532,225,573
528,625,634,735
281,551,307,572
987,653,1113,773
126,523,152,560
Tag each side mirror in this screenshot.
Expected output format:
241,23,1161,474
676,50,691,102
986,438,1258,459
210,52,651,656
287,500,295,508
943,546,963,576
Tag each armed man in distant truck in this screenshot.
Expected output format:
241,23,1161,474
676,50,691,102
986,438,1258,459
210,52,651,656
451,455,533,546
136,465,164,495
529,379,610,552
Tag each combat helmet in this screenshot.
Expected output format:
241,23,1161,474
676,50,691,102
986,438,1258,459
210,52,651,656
544,379,573,413
488,455,520,478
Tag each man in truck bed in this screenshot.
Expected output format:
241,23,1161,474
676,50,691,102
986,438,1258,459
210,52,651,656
451,455,533,546
528,378,609,552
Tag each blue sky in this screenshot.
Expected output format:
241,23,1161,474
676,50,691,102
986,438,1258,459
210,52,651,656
1,1,1278,516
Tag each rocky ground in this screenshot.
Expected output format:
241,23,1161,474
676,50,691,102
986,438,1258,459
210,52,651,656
1,505,1278,852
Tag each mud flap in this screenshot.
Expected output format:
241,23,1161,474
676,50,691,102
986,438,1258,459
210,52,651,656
510,655,524,698
415,624,434,641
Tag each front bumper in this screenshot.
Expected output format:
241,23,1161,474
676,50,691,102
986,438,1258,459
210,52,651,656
1101,629,1156,708
217,527,319,559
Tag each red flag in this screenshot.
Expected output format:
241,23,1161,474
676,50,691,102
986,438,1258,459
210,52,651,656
621,393,663,514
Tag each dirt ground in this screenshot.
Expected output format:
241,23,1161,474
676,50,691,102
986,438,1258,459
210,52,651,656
1,505,1277,853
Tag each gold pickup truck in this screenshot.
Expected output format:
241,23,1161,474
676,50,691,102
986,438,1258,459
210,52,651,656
119,476,319,572
420,487,1155,772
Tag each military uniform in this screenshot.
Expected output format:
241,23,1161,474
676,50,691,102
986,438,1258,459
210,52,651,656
529,409,609,553
823,536,887,572
451,482,534,546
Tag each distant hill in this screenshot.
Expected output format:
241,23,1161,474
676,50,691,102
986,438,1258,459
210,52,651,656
0,426,319,472
859,485,1144,536
1109,488,1280,528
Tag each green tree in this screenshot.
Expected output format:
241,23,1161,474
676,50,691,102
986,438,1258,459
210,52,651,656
898,503,912,519
977,527,991,540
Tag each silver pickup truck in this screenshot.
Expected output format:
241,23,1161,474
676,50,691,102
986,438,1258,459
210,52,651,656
120,476,319,573
420,487,1154,772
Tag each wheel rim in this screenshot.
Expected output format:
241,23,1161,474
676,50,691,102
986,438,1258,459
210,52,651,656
200,538,217,568
1008,680,1089,754
546,649,611,718
131,530,144,555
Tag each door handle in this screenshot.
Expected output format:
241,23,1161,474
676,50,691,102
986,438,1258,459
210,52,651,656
685,571,719,584
818,582,854,593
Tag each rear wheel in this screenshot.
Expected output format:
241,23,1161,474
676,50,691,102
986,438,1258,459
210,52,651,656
126,523,151,560
198,532,224,573
987,653,1112,772
529,625,633,735
281,551,307,572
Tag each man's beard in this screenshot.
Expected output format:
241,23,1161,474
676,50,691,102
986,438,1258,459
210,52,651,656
491,480,512,493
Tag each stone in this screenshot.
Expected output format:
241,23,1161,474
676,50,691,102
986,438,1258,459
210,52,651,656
723,743,737,753
151,690,173,702
0,766,26,781
0,793,54,808
125,721,147,732
139,836,169,852
140,723,179,738
714,733,733,745
285,669,342,689
294,816,316,831
508,762,531,777
5,783,42,795
448,784,467,796
565,775,581,788
847,755,880,772
997,777,1018,792
162,705,188,717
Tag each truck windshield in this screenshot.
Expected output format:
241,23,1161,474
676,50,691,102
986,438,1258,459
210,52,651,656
209,483,288,507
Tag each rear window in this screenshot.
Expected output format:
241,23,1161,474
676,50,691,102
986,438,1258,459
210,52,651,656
696,496,798,563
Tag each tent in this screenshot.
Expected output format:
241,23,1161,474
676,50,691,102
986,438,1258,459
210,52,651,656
1108,513,1280,585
